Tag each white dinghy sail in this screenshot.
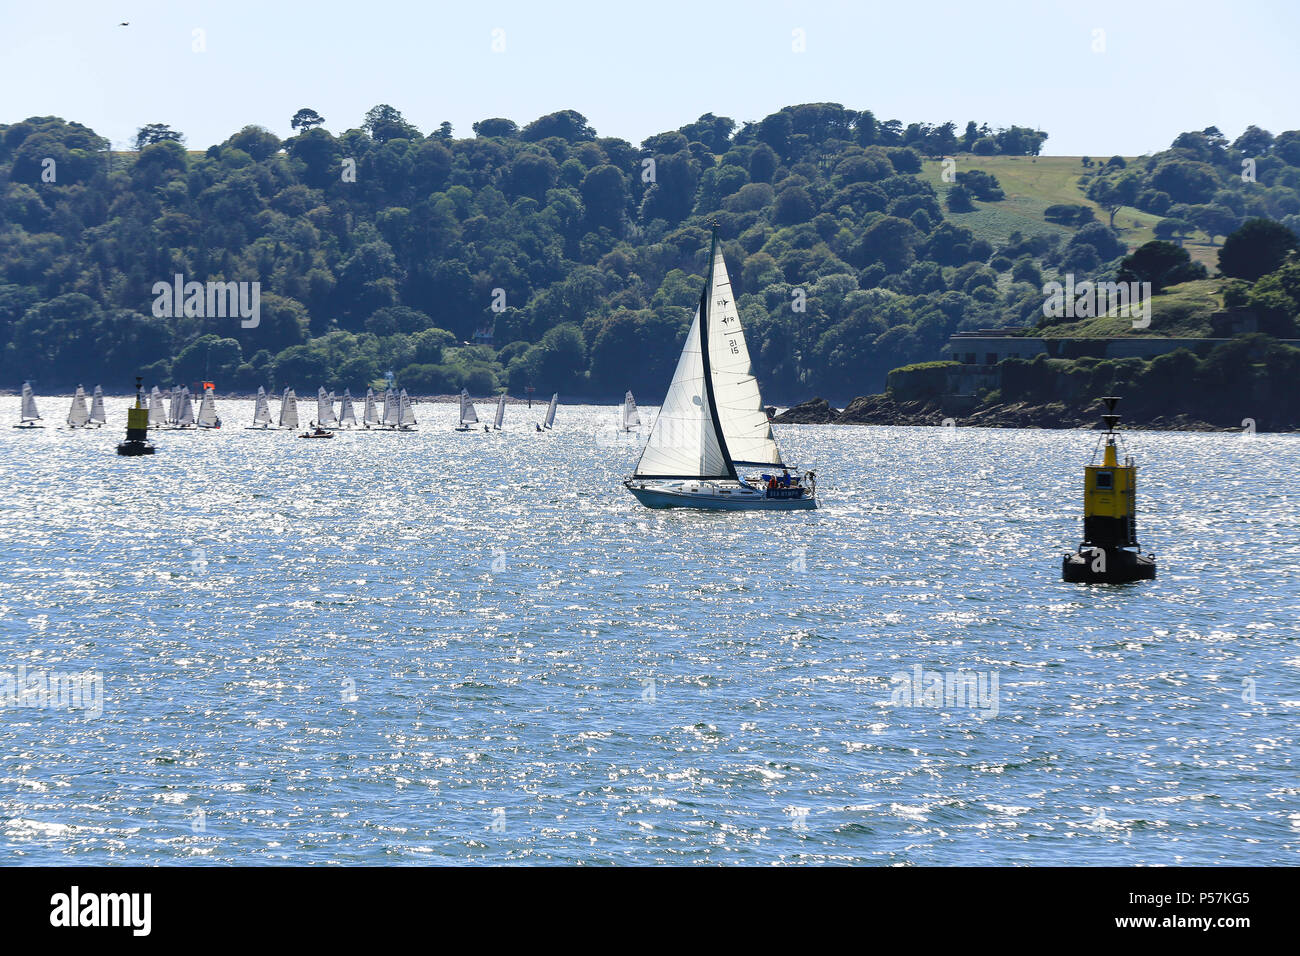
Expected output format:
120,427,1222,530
278,387,299,430
542,393,558,430
67,386,91,428
249,386,272,428
175,387,196,428
398,389,416,429
149,386,166,427
622,390,640,432
196,386,219,428
167,386,182,425
89,386,107,426
363,388,379,428
339,389,358,428
14,382,43,427
457,389,479,430
493,393,506,430
316,387,338,428
382,388,399,428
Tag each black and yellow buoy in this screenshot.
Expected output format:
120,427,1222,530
116,377,155,456
1062,397,1155,583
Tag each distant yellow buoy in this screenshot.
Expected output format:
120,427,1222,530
1062,397,1154,583
116,377,156,456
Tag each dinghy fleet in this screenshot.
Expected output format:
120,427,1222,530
12,382,560,438
10,231,820,510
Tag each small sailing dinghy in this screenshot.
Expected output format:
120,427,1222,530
624,227,817,510
166,386,181,427
246,386,273,429
148,386,166,428
397,388,417,430
315,386,339,429
493,393,506,431
339,389,358,428
362,388,380,429
278,387,300,430
456,389,479,431
196,385,221,429
66,386,91,428
535,393,558,432
381,388,400,429
173,387,196,429
89,386,107,427
622,390,640,432
14,382,44,428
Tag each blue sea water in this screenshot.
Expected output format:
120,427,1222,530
0,397,1296,865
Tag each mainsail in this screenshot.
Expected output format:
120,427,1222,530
19,382,40,422
167,386,182,424
623,391,640,431
149,386,165,426
363,388,379,426
493,393,506,429
316,387,338,427
252,386,271,426
196,386,219,427
89,386,107,425
703,242,784,469
459,389,478,426
633,230,784,479
339,389,357,427
543,393,558,429
278,387,299,429
67,387,90,427
399,389,416,427
382,388,399,427
176,387,195,427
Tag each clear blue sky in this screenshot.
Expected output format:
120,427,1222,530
2,0,1296,155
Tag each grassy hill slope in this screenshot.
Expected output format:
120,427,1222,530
923,155,1221,273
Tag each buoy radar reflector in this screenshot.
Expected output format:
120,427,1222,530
1061,396,1155,583
116,377,156,456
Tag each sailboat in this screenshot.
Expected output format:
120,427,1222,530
456,389,479,431
246,386,273,429
339,389,358,428
397,388,416,430
624,227,817,510
173,387,196,429
66,386,91,428
148,386,166,428
89,386,107,427
381,388,399,429
14,382,43,428
535,393,558,432
166,386,181,427
315,387,339,428
195,385,221,429
622,390,640,432
362,388,379,429
277,387,299,430
492,393,506,431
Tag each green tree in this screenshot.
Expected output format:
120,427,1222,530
1218,219,1300,281
290,108,325,131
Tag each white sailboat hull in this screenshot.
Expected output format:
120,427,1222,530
623,478,817,510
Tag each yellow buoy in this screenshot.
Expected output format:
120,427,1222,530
1062,397,1154,583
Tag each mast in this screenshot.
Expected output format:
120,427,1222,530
699,225,738,481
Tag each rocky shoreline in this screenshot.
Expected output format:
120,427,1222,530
772,395,1274,432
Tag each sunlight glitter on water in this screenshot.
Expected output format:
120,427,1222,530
0,398,1297,863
